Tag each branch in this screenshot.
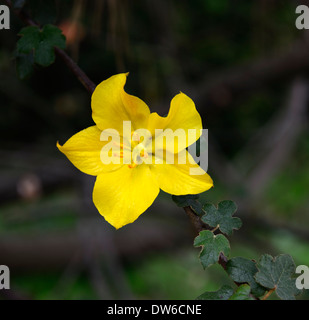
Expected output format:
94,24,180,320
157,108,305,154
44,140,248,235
183,206,229,271
182,206,259,300
3,0,96,94
183,206,205,233
54,47,96,94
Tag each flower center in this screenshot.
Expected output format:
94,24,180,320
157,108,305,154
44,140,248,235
113,131,150,169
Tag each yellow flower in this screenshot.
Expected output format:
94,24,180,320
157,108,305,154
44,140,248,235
57,73,213,229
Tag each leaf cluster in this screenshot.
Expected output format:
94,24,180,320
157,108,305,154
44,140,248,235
172,195,302,300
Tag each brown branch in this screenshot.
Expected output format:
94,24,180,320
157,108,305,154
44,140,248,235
2,0,96,94
183,206,229,271
54,47,96,94
261,288,276,300
183,206,205,234
183,206,259,300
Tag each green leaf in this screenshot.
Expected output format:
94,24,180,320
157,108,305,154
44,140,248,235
255,254,302,300
17,24,66,67
196,285,234,300
202,200,242,235
194,230,230,269
34,39,57,67
16,52,34,79
197,284,255,301
17,26,41,53
226,257,266,297
34,25,66,67
229,284,254,300
41,24,67,48
172,194,203,215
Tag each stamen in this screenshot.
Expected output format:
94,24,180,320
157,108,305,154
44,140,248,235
112,141,131,151
140,150,149,158
128,163,137,169
113,152,124,158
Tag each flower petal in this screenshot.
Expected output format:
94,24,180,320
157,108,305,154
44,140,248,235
57,126,122,175
147,92,202,153
92,73,150,132
93,164,160,229
149,150,213,195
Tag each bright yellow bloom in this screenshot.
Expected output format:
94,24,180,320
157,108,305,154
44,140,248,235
57,73,213,229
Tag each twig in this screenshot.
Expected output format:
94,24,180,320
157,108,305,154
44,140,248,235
183,206,205,233
54,47,96,94
262,288,275,300
183,206,229,271
2,0,96,94
183,206,259,299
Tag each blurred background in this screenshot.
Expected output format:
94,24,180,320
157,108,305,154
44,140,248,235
0,0,308,300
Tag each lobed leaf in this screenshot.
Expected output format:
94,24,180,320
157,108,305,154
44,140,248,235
16,52,34,79
228,284,254,300
226,257,266,297
16,24,66,68
202,200,242,235
255,254,302,300
196,285,234,300
172,194,203,215
194,230,230,269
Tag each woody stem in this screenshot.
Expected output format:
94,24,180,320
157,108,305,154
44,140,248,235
183,206,229,270
2,0,96,94
262,288,276,300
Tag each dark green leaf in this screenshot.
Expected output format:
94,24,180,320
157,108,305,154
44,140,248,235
229,284,254,300
202,200,242,235
172,194,203,215
196,285,233,300
17,26,40,53
194,230,230,269
255,254,302,300
17,25,66,67
16,52,34,79
34,25,66,67
42,24,67,48
34,39,56,66
226,257,266,297
172,194,199,206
